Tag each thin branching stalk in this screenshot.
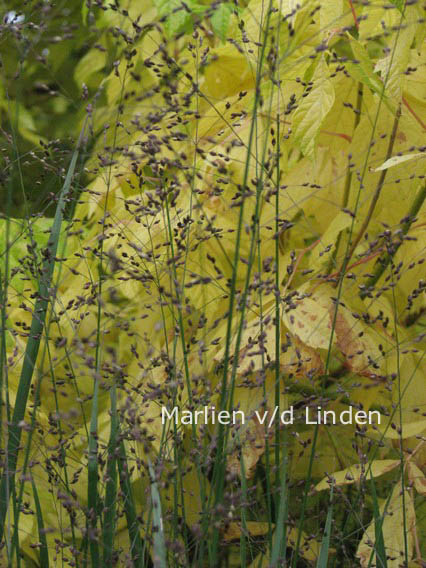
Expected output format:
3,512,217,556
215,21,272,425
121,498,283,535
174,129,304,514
0,121,87,540
343,104,402,270
362,183,426,297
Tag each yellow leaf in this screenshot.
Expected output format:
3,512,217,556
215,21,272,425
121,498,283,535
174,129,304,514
226,411,269,479
279,0,300,25
316,460,400,491
374,153,425,172
286,527,321,563
213,305,278,375
358,0,400,41
407,462,426,496
224,521,270,541
380,419,426,440
214,304,324,380
357,481,416,568
282,295,334,350
333,309,383,378
281,333,324,379
202,45,255,100
309,211,351,272
387,352,426,429
303,283,392,378
373,6,417,100
292,56,335,157
239,524,320,565
225,377,287,479
74,47,106,87
320,0,343,36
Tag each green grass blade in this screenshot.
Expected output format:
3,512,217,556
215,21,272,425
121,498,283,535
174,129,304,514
316,486,333,568
118,441,144,567
270,435,288,566
209,3,276,560
87,378,100,565
0,121,87,540
239,450,248,568
31,478,49,568
362,183,426,296
147,458,167,568
102,384,118,566
368,472,387,568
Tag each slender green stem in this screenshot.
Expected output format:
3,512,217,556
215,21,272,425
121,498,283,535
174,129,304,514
361,183,426,297
117,441,144,568
208,8,275,562
270,431,288,566
343,104,401,271
102,383,118,566
328,83,363,275
0,122,87,540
